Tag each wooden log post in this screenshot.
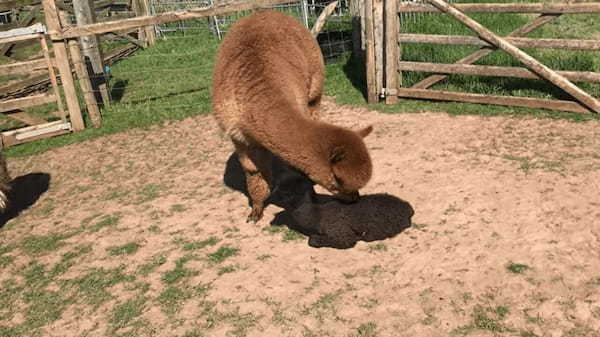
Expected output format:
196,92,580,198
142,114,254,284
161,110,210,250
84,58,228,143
384,0,398,104
68,39,102,128
131,0,147,47
41,0,85,131
424,0,600,113
364,0,378,103
140,0,156,46
72,0,111,106
310,1,338,37
373,0,384,100
410,14,560,90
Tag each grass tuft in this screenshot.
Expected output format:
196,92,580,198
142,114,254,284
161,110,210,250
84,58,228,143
208,246,239,264
107,242,141,256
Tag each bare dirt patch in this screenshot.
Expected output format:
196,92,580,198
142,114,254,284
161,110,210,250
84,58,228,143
1,98,600,337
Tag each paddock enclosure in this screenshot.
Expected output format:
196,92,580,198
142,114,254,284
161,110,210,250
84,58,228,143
1,0,598,148
1,1,600,336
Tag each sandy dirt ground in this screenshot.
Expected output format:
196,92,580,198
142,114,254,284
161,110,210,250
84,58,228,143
1,98,600,337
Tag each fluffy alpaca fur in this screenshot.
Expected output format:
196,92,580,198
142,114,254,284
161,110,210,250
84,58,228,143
0,152,11,212
212,10,373,222
292,193,414,249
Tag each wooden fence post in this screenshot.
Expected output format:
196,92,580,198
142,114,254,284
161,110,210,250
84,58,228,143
364,0,378,103
131,0,147,46
68,39,102,128
373,0,384,100
384,0,398,104
426,0,600,113
140,0,156,46
41,0,85,131
72,0,110,106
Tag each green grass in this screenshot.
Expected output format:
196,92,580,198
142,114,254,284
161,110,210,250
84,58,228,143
74,265,135,306
0,244,16,268
106,242,141,256
136,183,163,203
162,255,198,284
51,244,93,275
109,295,148,331
137,254,167,276
183,237,220,251
20,233,69,256
157,285,191,315
262,225,305,242
208,246,239,264
507,262,531,274
354,322,378,337
87,213,121,232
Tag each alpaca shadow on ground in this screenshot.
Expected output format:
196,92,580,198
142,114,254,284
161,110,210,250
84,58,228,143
273,193,415,249
223,152,316,210
223,153,414,249
0,173,51,229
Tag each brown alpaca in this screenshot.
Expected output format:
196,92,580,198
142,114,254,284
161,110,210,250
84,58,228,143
212,10,373,223
0,152,11,212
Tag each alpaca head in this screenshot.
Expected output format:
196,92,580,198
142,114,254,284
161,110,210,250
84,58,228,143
326,125,373,203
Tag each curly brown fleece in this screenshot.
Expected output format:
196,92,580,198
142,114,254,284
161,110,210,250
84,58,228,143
212,10,373,222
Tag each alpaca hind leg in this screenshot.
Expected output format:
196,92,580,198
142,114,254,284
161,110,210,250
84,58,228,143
235,143,273,223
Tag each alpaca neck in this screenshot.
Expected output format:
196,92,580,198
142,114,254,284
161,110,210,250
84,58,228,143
244,105,332,183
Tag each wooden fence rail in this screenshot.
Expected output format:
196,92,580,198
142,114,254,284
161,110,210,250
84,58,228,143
397,34,600,51
396,2,600,14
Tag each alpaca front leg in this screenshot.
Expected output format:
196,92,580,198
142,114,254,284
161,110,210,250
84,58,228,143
244,170,270,223
235,143,273,223
0,153,11,212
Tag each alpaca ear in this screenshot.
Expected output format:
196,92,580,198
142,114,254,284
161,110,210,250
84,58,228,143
357,125,373,138
329,147,346,164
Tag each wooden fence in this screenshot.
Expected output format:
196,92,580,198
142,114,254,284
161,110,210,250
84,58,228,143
364,0,600,114
0,23,74,147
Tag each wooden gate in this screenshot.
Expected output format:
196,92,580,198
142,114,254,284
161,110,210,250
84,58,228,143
365,0,600,114
0,23,75,147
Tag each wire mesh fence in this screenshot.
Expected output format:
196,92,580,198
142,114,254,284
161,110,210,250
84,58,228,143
148,0,354,59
